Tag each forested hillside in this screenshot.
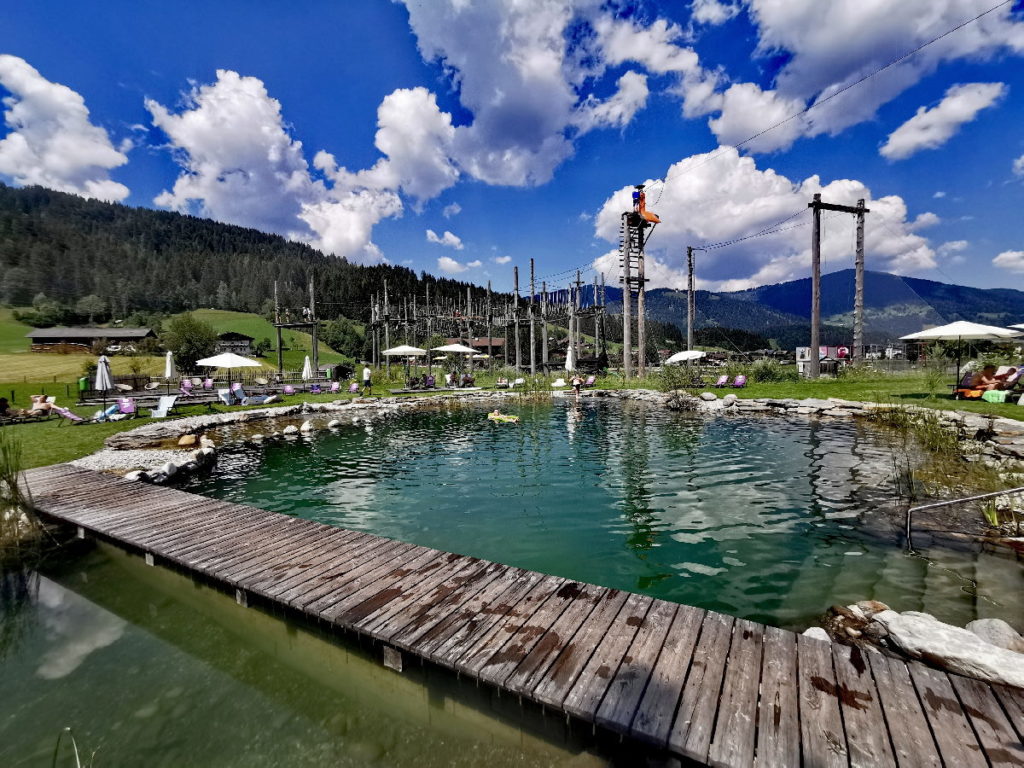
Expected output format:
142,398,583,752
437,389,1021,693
0,184,498,322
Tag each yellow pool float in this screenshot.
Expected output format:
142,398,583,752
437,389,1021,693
487,412,519,424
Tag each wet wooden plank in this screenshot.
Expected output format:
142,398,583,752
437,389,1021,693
595,599,677,733
668,610,734,764
907,663,986,768
708,618,765,768
303,541,424,615
629,603,704,749
948,674,1024,767
992,684,1024,741
502,583,606,696
531,588,631,709
393,563,519,653
832,643,895,768
797,634,848,768
866,652,941,768
451,575,566,676
753,627,799,768
561,592,653,722
279,538,413,609
475,580,594,686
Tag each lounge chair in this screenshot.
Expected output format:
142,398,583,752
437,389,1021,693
53,406,85,426
283,385,296,395
329,381,340,393
424,375,436,389
583,375,596,388
180,379,195,397
255,377,269,386
217,389,236,406
348,382,359,394
243,394,279,406
310,384,322,394
202,378,214,390
552,378,567,388
231,382,249,401
713,375,729,388
511,378,525,388
494,378,510,389
92,403,120,422
144,382,161,391
149,395,178,418
731,375,747,388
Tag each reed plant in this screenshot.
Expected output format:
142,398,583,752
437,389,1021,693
0,428,41,565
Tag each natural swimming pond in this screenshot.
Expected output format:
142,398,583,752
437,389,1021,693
181,399,1024,630
0,544,608,767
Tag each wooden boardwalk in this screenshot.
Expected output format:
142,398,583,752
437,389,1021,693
24,463,1024,767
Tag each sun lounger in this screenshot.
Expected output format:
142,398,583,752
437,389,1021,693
217,388,236,406
329,381,340,393
107,397,137,421
583,375,596,388
283,385,296,395
149,395,178,418
511,378,525,388
53,405,85,426
348,383,359,394
144,382,161,391
713,375,729,388
180,379,195,397
731,375,747,388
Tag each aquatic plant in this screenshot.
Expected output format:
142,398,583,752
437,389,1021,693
0,428,41,564
51,727,97,768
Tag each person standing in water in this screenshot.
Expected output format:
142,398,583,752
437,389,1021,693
362,363,372,396
571,373,583,399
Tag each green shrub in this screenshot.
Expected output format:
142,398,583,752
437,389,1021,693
749,359,800,383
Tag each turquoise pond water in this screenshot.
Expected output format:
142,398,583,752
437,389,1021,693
0,546,605,767
180,399,1023,630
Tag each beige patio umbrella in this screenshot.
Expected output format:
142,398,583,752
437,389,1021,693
900,321,1021,389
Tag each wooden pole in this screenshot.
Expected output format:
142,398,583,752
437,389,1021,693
426,283,432,376
687,246,695,351
636,247,646,377
854,198,866,365
274,281,283,374
809,193,821,379
529,258,536,376
599,273,606,359
309,275,318,377
384,280,391,375
513,266,522,371
486,281,493,372
541,280,549,372
621,213,632,378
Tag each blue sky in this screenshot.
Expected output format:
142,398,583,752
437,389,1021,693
1,0,1023,294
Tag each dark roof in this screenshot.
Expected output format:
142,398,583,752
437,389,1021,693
218,331,255,341
26,327,154,340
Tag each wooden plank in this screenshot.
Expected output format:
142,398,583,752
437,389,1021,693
948,674,1024,767
311,543,436,618
357,555,487,640
753,627,799,768
262,533,382,601
475,580,595,686
797,635,848,768
503,583,607,696
449,575,566,675
391,562,517,652
907,663,986,768
425,569,544,666
708,618,766,768
669,610,734,764
531,588,631,708
831,643,895,768
244,529,366,593
630,603,705,749
866,652,941,768
276,537,411,608
993,684,1024,741
297,540,420,613
595,599,677,733
561,592,653,722
218,523,345,585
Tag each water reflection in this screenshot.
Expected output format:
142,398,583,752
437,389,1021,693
1,545,614,767
182,400,1024,630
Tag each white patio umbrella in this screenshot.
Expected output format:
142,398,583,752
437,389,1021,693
564,344,576,372
163,351,176,380
665,350,706,364
301,355,313,380
94,354,113,407
432,343,477,354
383,345,426,377
195,352,262,387
900,321,1021,388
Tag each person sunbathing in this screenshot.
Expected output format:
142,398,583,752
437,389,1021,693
26,394,52,415
971,365,1002,391
994,367,1019,388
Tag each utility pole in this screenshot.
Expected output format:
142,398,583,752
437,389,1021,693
308,275,318,376
854,198,866,364
808,194,870,377
529,259,536,376
574,270,584,363
274,280,283,373
383,279,391,375
599,273,607,359
687,246,696,351
425,283,432,376
486,281,493,372
513,266,522,371
541,280,549,372
636,251,646,377
621,213,632,377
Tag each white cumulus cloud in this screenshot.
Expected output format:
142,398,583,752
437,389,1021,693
593,146,937,290
147,69,411,264
442,202,461,218
881,82,1006,160
426,229,463,249
438,255,478,273
494,255,512,264
0,55,129,201
691,0,740,26
1014,155,1024,177
993,250,1024,272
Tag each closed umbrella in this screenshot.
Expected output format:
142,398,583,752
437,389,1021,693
163,351,176,380
94,354,113,407
301,355,313,381
564,344,575,372
900,321,1021,389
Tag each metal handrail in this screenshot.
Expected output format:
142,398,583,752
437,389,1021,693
905,485,1024,542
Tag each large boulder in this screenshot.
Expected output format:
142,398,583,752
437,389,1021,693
965,618,1024,653
872,610,1024,688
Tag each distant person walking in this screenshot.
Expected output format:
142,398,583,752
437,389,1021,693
362,364,372,396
